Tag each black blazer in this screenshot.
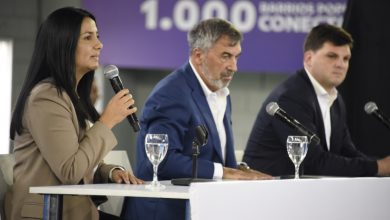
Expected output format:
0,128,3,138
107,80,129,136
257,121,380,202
243,69,377,177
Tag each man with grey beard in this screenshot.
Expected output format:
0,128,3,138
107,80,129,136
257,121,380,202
122,18,271,220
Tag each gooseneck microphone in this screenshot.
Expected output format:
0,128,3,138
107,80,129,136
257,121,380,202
171,125,210,186
192,125,208,179
364,101,390,130
266,102,320,145
103,65,140,132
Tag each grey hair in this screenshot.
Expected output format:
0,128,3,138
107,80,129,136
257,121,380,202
187,18,242,53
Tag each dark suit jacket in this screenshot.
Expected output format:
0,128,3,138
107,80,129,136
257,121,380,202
243,70,377,177
123,63,237,220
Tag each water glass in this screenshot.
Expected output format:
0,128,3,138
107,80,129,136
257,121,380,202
145,133,168,190
287,136,308,179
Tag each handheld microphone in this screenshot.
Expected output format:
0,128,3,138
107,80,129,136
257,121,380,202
103,65,140,132
364,101,390,130
266,102,320,145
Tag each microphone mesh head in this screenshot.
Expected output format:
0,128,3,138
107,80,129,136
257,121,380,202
364,101,378,114
266,102,279,116
103,65,119,79
194,125,208,146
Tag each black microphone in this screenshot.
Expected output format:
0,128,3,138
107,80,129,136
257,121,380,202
193,124,208,148
266,102,320,145
103,65,140,132
192,125,208,179
364,101,390,130
171,125,211,186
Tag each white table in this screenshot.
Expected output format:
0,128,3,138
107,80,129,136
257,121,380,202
189,177,390,220
30,181,189,220
30,177,390,220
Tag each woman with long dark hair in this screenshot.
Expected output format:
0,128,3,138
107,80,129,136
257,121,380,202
6,7,143,219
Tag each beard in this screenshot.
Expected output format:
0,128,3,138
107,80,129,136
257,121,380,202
201,62,234,90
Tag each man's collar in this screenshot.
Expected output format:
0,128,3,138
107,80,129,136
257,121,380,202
305,68,337,100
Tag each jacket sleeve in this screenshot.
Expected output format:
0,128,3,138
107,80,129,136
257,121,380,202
25,84,117,184
136,82,216,180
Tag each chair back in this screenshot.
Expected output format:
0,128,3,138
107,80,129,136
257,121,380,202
99,151,133,216
235,150,244,162
0,154,15,219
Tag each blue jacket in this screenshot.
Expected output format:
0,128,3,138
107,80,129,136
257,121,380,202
122,62,237,220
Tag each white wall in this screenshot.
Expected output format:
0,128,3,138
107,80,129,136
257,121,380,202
0,0,40,153
0,39,13,154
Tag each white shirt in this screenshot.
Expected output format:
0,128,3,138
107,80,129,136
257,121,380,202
190,60,229,179
305,69,338,150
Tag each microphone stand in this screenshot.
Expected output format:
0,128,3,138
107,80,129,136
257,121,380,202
373,113,390,130
192,141,199,179
171,141,212,186
171,126,212,186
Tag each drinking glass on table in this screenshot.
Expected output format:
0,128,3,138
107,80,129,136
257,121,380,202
145,133,168,190
287,136,308,179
